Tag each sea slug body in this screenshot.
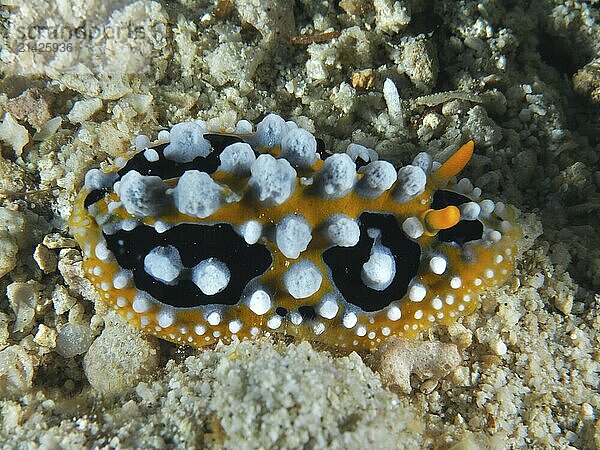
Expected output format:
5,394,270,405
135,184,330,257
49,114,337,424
69,114,521,350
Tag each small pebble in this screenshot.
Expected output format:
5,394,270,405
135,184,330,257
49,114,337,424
56,323,94,358
84,323,159,395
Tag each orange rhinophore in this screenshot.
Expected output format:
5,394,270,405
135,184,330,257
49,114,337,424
422,206,461,235
432,140,475,184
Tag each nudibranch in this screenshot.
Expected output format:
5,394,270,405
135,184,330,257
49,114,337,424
69,114,520,350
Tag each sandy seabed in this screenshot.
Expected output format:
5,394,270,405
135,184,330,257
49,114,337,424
0,1,599,449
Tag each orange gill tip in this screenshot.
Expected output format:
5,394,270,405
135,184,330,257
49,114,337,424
422,206,461,235
432,140,475,184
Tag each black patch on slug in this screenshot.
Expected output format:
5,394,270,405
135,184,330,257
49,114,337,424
275,307,288,317
104,223,272,308
431,189,470,209
298,305,317,321
315,138,328,160
204,133,246,151
84,188,109,208
115,134,257,181
322,212,421,312
116,142,220,180
438,220,484,246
